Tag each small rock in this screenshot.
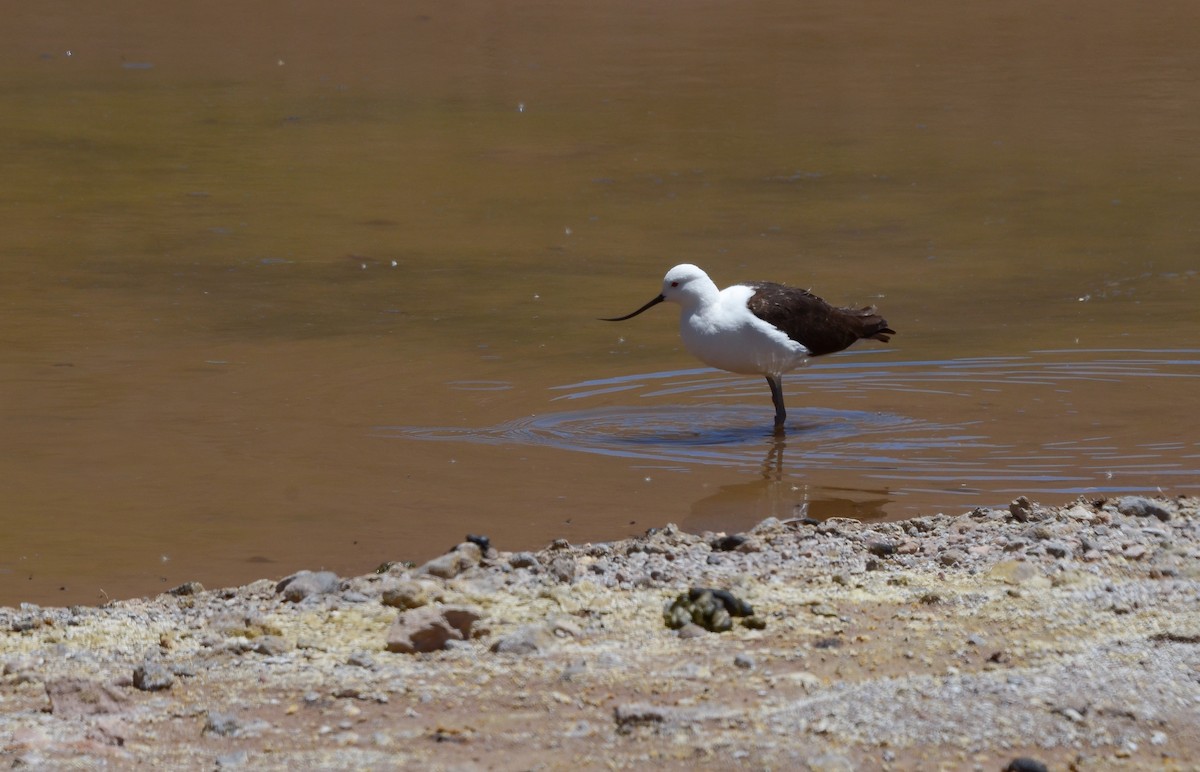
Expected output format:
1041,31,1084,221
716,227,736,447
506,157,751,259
1122,544,1148,560
547,554,577,583
1043,541,1070,558
1009,496,1034,521
509,552,540,570
710,533,749,551
815,520,841,536
733,653,755,670
276,570,341,602
204,711,242,737
866,540,897,557
385,606,482,654
380,580,432,610
613,703,666,733
490,624,556,655
132,661,174,692
166,581,204,597
938,549,965,567
347,651,377,669
210,611,283,639
416,543,482,579
1058,706,1085,723
735,536,763,553
1026,525,1054,540
1115,496,1173,522
1063,504,1098,522
676,623,707,639
1004,758,1049,772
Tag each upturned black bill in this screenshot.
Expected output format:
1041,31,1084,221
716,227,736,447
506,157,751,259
599,294,665,321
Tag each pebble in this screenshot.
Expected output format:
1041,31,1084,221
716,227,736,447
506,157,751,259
276,571,341,602
380,580,432,610
1043,541,1070,558
415,542,482,580
1123,544,1148,560
166,581,205,597
1116,496,1173,522
204,711,242,737
938,549,965,567
385,605,481,654
489,623,556,655
710,533,749,551
132,661,175,692
1004,759,1048,772
509,552,540,570
989,560,1039,585
347,651,377,669
1009,496,1034,521
866,540,897,557
547,554,577,583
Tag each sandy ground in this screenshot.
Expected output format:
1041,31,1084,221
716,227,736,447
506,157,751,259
1,494,1198,770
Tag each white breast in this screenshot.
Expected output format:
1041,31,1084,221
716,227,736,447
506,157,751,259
678,285,811,376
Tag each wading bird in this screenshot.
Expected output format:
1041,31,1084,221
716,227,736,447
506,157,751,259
602,264,895,432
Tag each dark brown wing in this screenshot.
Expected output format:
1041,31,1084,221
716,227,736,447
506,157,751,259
745,282,895,357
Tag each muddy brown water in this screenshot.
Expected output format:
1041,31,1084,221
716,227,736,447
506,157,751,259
2,1,1198,606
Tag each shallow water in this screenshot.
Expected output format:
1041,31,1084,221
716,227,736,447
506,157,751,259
2,0,1199,604
393,350,1200,526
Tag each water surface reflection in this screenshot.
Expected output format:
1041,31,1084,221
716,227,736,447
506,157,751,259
390,349,1200,527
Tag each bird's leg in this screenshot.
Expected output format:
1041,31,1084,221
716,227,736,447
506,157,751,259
765,375,786,432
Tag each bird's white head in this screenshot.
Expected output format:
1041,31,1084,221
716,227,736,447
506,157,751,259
660,264,716,306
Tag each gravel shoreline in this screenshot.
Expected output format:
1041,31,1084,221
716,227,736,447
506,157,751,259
2,495,1198,769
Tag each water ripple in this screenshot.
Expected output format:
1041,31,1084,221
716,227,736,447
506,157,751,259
382,349,1200,504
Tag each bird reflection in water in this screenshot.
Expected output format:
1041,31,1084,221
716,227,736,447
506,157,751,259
682,435,893,534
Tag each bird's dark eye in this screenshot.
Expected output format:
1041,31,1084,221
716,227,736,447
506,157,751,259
670,281,679,287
